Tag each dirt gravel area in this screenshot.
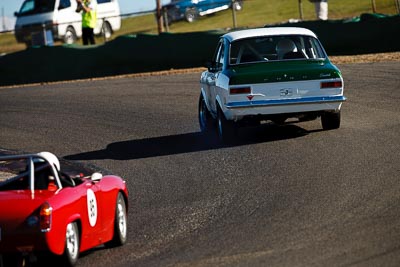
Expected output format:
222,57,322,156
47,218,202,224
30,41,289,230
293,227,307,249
330,51,400,64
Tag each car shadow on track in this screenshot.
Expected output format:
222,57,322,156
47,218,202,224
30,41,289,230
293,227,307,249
64,124,320,161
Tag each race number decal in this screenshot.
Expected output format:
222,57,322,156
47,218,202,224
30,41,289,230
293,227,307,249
87,189,98,227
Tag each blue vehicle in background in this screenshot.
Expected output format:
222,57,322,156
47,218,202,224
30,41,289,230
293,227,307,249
163,0,243,24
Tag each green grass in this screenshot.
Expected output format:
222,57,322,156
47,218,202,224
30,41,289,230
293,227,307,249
0,31,26,54
1,0,398,54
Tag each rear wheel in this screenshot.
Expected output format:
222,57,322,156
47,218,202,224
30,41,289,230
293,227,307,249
64,26,77,44
101,21,112,39
62,222,79,267
185,8,198,23
233,0,243,11
217,106,236,143
321,111,341,130
106,192,127,247
272,116,287,125
198,93,214,133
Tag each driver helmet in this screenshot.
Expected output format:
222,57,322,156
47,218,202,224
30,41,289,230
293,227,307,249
276,39,297,59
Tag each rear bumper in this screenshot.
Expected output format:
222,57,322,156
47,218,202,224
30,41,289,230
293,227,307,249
15,25,59,44
0,234,48,253
224,95,346,120
226,95,346,108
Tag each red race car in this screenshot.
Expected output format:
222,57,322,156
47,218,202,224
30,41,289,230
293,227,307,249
0,152,128,266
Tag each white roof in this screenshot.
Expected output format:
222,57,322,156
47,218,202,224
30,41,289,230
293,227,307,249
223,27,317,42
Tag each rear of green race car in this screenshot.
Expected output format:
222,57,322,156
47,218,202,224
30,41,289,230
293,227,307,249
223,59,345,129
199,28,347,142
220,31,346,130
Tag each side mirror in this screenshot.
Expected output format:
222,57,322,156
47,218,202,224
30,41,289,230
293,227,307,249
91,172,103,181
205,61,212,71
207,62,222,73
14,11,19,17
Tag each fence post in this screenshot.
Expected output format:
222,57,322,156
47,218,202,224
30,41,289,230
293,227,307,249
156,0,164,34
298,0,304,20
1,7,5,32
231,0,237,29
396,0,400,14
163,8,169,32
42,23,47,45
371,0,377,13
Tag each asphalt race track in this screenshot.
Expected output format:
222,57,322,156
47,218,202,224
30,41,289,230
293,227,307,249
1,61,399,267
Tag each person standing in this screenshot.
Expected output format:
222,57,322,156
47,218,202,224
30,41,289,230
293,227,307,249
76,0,98,45
310,0,328,20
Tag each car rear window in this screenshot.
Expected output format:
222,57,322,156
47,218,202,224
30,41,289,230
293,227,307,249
229,35,326,65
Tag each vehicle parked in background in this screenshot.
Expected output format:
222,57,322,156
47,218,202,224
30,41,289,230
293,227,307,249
163,0,243,24
199,27,346,143
14,0,121,46
0,152,128,266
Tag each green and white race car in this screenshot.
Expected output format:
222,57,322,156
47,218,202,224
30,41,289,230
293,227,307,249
199,27,347,142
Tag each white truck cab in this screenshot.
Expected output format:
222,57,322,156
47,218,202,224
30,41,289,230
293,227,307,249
14,0,121,46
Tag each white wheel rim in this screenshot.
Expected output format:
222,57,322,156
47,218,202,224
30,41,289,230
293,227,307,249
66,223,78,260
234,3,242,11
117,198,127,239
65,31,74,44
103,25,112,38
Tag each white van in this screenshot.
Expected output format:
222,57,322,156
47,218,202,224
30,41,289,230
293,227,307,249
14,0,121,46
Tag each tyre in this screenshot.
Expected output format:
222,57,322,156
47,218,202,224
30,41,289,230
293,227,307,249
217,106,236,143
64,27,77,44
272,117,286,125
185,8,198,23
198,93,214,133
106,192,127,247
321,111,341,130
233,0,243,11
101,21,112,39
63,222,79,267
1,254,21,267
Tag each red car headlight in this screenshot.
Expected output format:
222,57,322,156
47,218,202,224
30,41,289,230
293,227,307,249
40,202,52,232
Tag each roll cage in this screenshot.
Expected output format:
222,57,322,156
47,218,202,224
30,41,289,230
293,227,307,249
0,154,75,193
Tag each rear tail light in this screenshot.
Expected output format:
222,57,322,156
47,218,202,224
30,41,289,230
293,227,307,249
321,81,342,89
40,202,52,232
230,87,251,94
